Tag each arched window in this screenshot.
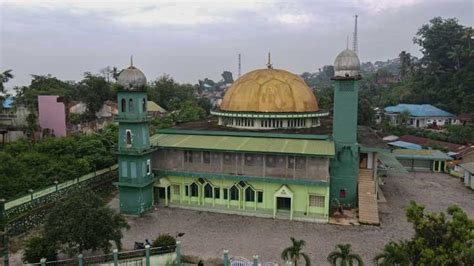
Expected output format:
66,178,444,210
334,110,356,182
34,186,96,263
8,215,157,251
129,99,134,112
121,98,126,112
230,185,239,200
190,183,198,197
142,98,146,113
204,184,213,198
125,130,132,146
245,187,255,202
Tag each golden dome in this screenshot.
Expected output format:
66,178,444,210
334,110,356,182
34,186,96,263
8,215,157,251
220,68,318,113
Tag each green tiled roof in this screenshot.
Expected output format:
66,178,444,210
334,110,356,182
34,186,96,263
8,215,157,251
150,133,335,156
392,149,452,160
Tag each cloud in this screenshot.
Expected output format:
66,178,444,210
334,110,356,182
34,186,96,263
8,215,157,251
356,0,422,14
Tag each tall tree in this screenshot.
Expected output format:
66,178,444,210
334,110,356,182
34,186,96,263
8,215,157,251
0,69,13,93
281,237,311,266
327,244,364,266
78,72,113,118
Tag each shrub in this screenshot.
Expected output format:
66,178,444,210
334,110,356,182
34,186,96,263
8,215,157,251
22,234,58,263
152,234,176,248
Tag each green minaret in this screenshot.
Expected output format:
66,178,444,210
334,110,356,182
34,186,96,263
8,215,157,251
116,58,155,215
330,49,362,207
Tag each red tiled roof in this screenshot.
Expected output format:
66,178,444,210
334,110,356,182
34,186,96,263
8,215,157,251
398,135,465,153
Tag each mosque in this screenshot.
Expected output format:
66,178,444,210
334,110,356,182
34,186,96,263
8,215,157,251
114,49,386,224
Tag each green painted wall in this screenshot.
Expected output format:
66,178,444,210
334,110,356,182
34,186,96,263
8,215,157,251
330,79,360,207
117,90,154,215
157,175,330,220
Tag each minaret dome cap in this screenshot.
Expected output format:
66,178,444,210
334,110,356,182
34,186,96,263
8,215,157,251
333,49,361,78
117,57,147,90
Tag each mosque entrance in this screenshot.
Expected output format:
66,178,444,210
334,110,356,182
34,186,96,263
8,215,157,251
276,197,291,211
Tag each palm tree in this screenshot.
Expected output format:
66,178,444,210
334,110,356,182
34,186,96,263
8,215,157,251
0,69,14,93
327,244,364,266
373,242,410,266
281,237,311,266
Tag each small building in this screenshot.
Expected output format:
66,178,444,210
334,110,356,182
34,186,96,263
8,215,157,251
384,104,455,128
387,140,422,150
455,113,474,126
397,135,467,153
147,101,167,117
459,162,474,189
392,149,452,172
38,95,67,137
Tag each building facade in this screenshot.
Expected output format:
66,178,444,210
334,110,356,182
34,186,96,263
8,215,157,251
117,50,384,223
383,104,455,128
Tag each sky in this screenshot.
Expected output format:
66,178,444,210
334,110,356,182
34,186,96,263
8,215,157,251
0,0,473,90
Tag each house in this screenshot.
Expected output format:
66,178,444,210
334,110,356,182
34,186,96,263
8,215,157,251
392,149,452,172
384,104,455,128
459,162,474,189
38,95,67,137
455,113,474,126
147,101,167,117
387,140,422,150
397,135,466,153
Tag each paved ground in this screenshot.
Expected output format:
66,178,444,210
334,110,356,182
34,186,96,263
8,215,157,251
115,172,474,265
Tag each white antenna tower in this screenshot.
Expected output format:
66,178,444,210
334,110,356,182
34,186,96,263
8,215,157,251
352,14,358,54
238,54,242,78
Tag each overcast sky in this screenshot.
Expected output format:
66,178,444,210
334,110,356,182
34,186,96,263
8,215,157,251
0,0,472,90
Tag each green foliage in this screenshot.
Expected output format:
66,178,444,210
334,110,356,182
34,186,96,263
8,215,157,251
78,72,113,117
0,69,14,93
281,237,311,266
152,234,176,248
43,190,129,256
221,71,234,84
374,202,474,265
172,100,206,123
148,75,196,111
0,125,117,200
382,124,474,145
150,115,174,134
327,244,364,266
22,233,58,263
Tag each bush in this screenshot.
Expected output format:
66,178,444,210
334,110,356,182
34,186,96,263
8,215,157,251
152,234,176,248
22,234,58,263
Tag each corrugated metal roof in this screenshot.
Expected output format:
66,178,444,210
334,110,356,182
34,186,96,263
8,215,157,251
392,149,452,160
147,101,167,113
460,162,474,173
388,141,422,150
384,104,455,117
2,96,13,109
379,152,408,174
151,133,335,156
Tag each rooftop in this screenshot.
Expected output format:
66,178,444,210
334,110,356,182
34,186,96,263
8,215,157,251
398,135,466,153
384,104,455,117
151,132,335,156
459,162,474,173
387,140,422,150
392,149,452,161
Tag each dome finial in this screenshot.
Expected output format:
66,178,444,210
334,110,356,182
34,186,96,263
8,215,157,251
266,52,273,69
130,55,134,67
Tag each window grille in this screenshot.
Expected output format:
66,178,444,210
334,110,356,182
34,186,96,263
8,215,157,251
309,195,325,207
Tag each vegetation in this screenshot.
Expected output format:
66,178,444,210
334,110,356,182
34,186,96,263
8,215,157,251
374,201,474,265
0,124,117,200
382,124,474,145
0,69,14,94
281,237,311,266
327,244,364,266
23,233,58,263
152,234,176,248
42,190,129,257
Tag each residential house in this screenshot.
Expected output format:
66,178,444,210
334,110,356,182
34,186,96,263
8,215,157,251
384,104,455,128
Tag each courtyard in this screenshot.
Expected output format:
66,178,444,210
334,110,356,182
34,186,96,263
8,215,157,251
115,172,474,265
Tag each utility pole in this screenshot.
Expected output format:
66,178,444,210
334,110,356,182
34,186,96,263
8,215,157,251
352,15,358,54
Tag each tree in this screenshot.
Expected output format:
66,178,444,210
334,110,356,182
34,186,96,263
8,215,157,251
22,234,58,263
373,241,409,266
78,72,113,118
0,69,13,93
221,71,234,84
43,190,129,256
281,237,311,266
327,244,364,266
374,202,474,265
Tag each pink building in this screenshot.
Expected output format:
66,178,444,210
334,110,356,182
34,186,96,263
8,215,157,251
38,95,66,137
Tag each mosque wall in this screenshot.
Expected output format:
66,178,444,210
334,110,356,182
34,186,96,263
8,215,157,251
152,149,330,181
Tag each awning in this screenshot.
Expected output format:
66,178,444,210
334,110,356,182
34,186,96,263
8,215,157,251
379,152,408,174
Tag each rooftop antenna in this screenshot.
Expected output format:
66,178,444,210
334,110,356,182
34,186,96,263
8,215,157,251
238,54,241,78
130,55,134,67
346,35,349,50
266,52,273,69
352,14,358,54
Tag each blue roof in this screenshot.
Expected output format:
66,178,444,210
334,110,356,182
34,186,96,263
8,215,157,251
387,141,422,150
384,104,455,117
2,96,13,109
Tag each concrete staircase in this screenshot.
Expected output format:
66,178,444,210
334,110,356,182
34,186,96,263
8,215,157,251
358,169,380,225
